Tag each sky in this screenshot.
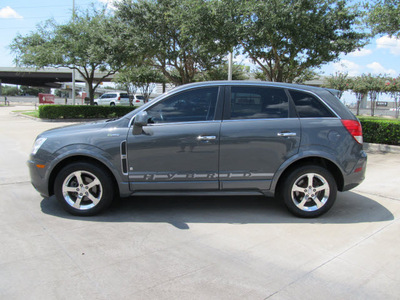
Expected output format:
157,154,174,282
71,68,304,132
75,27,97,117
1,0,400,81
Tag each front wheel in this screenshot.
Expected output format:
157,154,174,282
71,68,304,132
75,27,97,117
281,165,337,218
54,162,114,216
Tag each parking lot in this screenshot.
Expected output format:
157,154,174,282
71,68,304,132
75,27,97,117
1,105,400,299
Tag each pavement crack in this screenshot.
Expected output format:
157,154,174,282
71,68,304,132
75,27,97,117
264,219,397,299
0,180,31,186
355,190,400,201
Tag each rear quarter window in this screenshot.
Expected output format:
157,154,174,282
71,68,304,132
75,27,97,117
289,90,335,118
230,86,289,119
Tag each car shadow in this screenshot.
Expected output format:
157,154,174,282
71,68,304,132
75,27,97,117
40,191,394,229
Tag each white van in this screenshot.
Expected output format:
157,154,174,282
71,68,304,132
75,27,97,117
94,92,130,106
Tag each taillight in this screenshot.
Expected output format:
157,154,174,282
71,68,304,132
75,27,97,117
136,100,140,103
341,120,363,144
118,96,121,101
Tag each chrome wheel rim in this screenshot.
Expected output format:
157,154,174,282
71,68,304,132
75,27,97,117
291,173,330,212
62,170,103,210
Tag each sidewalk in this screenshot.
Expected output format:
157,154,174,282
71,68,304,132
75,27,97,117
364,143,400,154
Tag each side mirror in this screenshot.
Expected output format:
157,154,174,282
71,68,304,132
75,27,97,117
133,111,148,135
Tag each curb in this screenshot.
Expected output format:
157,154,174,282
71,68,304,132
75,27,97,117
364,143,400,154
11,111,103,122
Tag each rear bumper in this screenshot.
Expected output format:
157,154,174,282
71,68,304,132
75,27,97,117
342,150,367,191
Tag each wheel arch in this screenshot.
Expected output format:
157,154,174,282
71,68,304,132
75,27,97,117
48,155,119,197
275,156,344,197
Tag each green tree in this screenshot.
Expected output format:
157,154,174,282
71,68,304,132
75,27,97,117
348,76,369,115
10,7,129,104
196,61,250,81
254,66,317,84
1,85,19,96
323,72,351,99
349,74,386,116
218,0,367,83
20,86,47,96
114,65,166,102
366,0,400,37
363,74,386,117
115,0,231,85
384,77,400,118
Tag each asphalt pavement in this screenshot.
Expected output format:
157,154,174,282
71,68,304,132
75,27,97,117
1,105,400,299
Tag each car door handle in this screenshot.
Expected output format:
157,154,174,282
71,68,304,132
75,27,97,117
277,132,297,137
197,135,217,141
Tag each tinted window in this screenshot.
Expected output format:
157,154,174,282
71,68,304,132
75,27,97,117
230,87,288,119
120,93,129,98
290,90,335,118
136,95,144,100
146,87,218,123
102,94,116,99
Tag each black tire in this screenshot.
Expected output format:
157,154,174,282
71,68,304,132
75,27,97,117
281,165,337,218
54,162,114,216
110,102,115,106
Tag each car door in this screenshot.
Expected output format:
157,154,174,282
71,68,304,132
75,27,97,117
119,93,130,106
219,85,301,191
127,86,223,191
97,94,107,105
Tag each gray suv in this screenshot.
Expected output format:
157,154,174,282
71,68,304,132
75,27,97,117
28,81,367,217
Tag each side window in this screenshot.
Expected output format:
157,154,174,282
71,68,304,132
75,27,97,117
229,87,288,119
146,87,218,123
289,90,335,118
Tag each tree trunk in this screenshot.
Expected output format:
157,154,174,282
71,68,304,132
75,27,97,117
370,92,377,117
356,93,361,116
86,79,95,105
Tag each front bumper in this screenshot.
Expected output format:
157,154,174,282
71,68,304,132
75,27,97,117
27,160,50,197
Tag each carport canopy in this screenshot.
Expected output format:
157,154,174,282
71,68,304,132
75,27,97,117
0,67,114,88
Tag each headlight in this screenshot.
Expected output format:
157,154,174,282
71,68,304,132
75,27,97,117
31,137,47,155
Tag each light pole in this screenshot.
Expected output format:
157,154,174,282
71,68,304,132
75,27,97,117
228,51,233,81
72,0,76,105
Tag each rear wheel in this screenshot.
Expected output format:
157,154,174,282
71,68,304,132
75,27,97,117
54,162,114,216
281,165,337,218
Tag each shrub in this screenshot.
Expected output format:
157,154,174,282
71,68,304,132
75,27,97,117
359,117,400,146
38,105,137,119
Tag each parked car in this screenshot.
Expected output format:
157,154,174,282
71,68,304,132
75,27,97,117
28,81,367,217
131,94,145,106
94,92,130,106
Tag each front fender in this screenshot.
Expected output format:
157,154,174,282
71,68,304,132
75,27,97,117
44,143,129,196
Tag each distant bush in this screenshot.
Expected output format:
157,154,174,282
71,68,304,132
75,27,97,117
359,117,400,146
38,105,137,120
